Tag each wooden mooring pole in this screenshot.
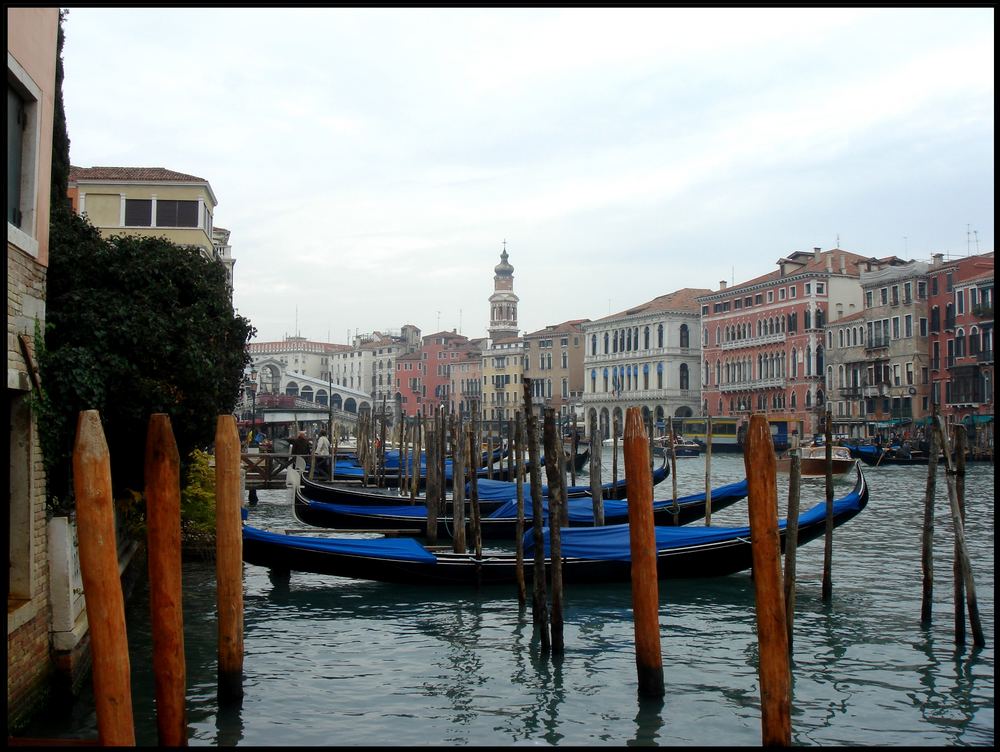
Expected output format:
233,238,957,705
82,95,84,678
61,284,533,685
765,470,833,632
743,414,791,746
704,416,713,525
623,407,664,698
514,411,527,607
145,414,188,746
451,413,466,554
543,408,565,655
783,433,801,655
821,408,835,602
73,410,136,746
523,379,550,652
215,415,244,701
589,411,604,526
921,421,939,625
933,416,985,647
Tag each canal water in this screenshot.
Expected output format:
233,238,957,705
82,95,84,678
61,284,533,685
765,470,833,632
28,453,994,746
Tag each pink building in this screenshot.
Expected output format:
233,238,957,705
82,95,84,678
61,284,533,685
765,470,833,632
926,252,994,432
698,248,869,441
395,330,478,417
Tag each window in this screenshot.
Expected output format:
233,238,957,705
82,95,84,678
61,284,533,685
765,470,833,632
779,288,786,301
904,315,912,338
805,283,812,295
790,286,797,299
880,288,888,305
7,61,42,256
816,283,825,294
767,291,774,303
125,198,152,226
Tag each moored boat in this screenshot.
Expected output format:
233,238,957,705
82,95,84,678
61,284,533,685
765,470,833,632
776,444,855,478
242,464,869,586
291,475,748,540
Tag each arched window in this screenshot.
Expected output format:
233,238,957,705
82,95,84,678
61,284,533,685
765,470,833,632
816,345,824,373
591,334,597,355
680,324,689,348
679,363,689,390
815,307,825,328
604,332,610,354
658,324,664,348
804,308,812,329
644,326,650,349
805,390,812,407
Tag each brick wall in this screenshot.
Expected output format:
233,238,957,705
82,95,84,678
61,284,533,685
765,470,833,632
7,243,54,731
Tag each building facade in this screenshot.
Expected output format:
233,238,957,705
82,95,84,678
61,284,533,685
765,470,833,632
582,288,710,440
824,258,932,438
522,319,588,423
67,165,219,259
212,226,235,293
698,248,868,439
7,6,59,728
927,252,994,433
449,346,484,419
482,336,524,424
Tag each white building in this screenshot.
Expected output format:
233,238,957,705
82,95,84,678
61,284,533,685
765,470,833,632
582,287,710,439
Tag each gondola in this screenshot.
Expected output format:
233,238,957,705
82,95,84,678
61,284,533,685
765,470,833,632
242,464,869,586
291,475,748,539
300,453,668,507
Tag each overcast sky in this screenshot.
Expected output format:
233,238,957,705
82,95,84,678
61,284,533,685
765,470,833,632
60,6,994,344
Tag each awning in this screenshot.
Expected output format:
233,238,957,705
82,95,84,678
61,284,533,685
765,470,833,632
871,418,913,428
962,414,994,425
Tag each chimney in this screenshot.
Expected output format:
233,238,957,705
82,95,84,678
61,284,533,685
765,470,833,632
719,280,727,290
813,247,821,254
826,253,833,272
839,255,846,274
932,253,944,268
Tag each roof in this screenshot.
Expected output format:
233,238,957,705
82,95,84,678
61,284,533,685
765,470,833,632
524,318,590,337
830,309,866,325
595,287,712,323
697,249,869,300
422,330,469,342
69,165,209,183
69,165,218,206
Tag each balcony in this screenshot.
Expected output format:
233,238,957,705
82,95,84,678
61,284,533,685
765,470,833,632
865,337,890,351
720,331,786,350
978,349,994,364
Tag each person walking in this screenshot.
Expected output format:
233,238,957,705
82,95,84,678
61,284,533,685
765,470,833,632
315,430,332,477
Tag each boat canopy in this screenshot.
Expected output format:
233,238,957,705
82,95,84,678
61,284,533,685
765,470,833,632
242,524,438,563
524,480,864,561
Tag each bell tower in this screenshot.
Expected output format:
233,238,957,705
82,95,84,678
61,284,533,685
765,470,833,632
488,242,519,341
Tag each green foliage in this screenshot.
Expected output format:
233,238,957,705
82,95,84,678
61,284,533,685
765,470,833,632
181,448,216,535
50,10,71,212
38,206,255,507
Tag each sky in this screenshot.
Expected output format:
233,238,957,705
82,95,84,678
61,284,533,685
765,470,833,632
59,6,994,345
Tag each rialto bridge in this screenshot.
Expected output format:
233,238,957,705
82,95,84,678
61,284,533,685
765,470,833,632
239,358,379,437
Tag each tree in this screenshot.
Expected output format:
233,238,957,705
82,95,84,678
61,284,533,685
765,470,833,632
38,210,255,509
50,9,71,212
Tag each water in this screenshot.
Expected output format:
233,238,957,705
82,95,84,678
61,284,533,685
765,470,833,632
28,454,994,745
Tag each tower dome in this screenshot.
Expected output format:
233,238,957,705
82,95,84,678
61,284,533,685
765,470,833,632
494,249,514,276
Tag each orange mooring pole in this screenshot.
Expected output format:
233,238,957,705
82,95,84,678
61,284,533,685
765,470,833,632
73,410,136,746
743,414,791,746
623,407,664,698
145,414,188,745
215,415,244,700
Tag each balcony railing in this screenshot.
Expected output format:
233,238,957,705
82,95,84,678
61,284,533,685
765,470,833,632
865,338,890,351
720,331,786,350
978,349,994,364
